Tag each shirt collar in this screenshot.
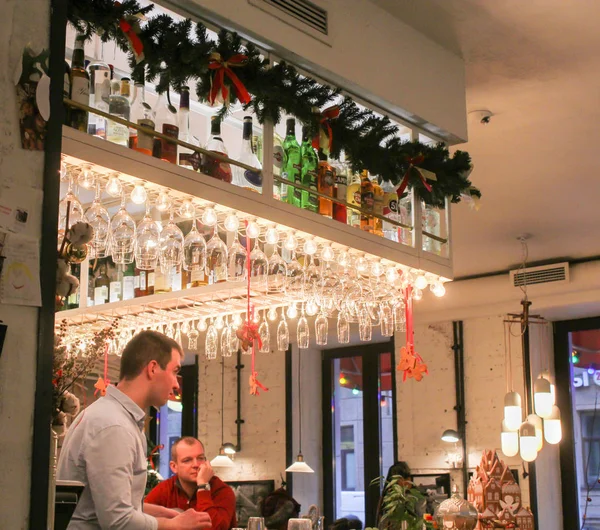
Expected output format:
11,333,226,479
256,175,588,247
106,385,146,428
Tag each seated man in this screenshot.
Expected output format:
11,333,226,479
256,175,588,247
144,436,237,530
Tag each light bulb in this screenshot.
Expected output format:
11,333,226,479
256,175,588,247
306,300,319,316
215,316,225,330
233,314,243,327
500,420,519,457
504,391,522,431
519,421,538,462
268,308,278,321
287,304,298,319
106,176,123,197
321,246,335,262
337,250,350,267
356,257,368,274
431,281,446,297
544,405,562,444
155,191,172,212
534,377,553,419
77,167,95,189
412,288,423,301
131,184,147,204
179,200,195,219
414,274,428,290
371,261,384,277
303,239,317,255
527,414,544,452
403,270,415,287
198,319,208,332
265,227,279,245
385,267,399,283
246,221,260,239
223,213,239,232
284,233,298,251
202,207,218,226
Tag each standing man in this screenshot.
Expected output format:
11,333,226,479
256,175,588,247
144,437,236,530
57,330,212,530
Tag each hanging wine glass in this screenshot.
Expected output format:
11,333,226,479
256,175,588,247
159,208,184,272
297,306,310,349
221,319,230,357
110,192,136,265
206,226,228,284
267,249,287,294
77,165,95,190
258,310,270,353
286,252,304,299
174,322,183,348
205,319,218,359
359,307,372,342
277,311,289,352
227,235,247,282
183,216,206,272
58,176,84,232
302,254,320,300
228,320,239,356
187,322,199,350
84,182,110,258
250,241,268,292
337,310,350,344
315,312,328,346
380,302,394,337
135,202,160,269
393,297,406,332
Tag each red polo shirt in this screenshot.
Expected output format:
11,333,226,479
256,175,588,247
145,475,237,530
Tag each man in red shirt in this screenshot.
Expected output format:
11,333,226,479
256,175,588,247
144,436,237,530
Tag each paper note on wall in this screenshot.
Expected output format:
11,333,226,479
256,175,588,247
0,185,43,236
0,232,41,306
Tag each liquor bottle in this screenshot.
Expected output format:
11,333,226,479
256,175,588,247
398,188,413,246
233,116,262,192
372,176,384,236
134,266,152,297
201,117,232,182
332,158,348,224
346,171,361,228
381,179,399,242
171,266,183,292
129,82,155,155
87,261,95,307
154,92,179,164
282,119,301,205
190,267,207,287
178,86,199,170
63,61,71,125
66,263,80,309
206,228,228,284
106,78,131,146
300,127,318,213
109,262,123,303
86,56,110,138
360,170,375,232
154,266,172,294
272,132,284,200
94,259,110,305
317,151,334,218
69,33,90,132
122,262,135,301
147,269,156,295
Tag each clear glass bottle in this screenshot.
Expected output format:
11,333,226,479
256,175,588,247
300,126,318,213
202,117,232,183
94,259,110,305
134,266,153,297
130,82,155,155
233,116,262,192
282,118,301,205
106,78,131,146
122,262,135,301
86,54,110,138
109,261,123,303
154,92,179,164
153,266,172,294
69,33,89,132
317,151,334,218
178,86,199,170
272,132,284,200
381,179,399,242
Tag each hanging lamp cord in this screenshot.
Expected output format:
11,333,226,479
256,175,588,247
221,357,225,445
298,351,302,454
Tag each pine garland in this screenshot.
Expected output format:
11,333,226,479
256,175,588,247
67,0,480,208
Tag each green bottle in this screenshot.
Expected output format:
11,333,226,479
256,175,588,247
300,126,319,212
282,118,301,206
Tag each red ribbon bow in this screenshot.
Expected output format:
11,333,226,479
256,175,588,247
396,155,432,198
208,52,251,106
236,320,262,352
115,2,145,62
312,105,340,155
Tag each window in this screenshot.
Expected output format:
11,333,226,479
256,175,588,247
341,426,356,491
582,411,600,488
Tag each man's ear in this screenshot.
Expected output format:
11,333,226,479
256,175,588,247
170,460,177,475
146,360,159,379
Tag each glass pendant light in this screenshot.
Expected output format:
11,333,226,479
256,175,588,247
534,376,553,419
544,405,562,444
518,421,538,462
210,358,236,468
500,420,519,457
503,391,522,431
527,413,544,452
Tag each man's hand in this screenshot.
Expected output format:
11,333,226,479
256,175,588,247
170,509,212,529
196,461,214,485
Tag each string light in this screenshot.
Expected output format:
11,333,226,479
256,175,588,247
321,246,335,262
371,261,384,277
246,221,260,239
287,304,298,319
414,274,428,290
284,233,298,251
224,213,239,232
155,191,172,212
385,267,399,283
202,207,218,226
179,200,195,219
265,226,279,245
130,184,147,204
303,239,317,255
412,288,423,301
105,175,123,197
267,308,278,321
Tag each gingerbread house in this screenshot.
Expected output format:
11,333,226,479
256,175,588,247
516,507,535,530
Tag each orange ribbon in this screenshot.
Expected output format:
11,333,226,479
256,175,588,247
396,286,429,382
94,342,111,396
312,105,340,154
115,2,145,62
208,52,251,106
236,320,262,352
249,371,269,396
396,155,432,198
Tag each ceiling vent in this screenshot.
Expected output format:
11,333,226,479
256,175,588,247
248,0,329,41
509,262,570,288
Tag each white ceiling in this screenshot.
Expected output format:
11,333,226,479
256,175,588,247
371,0,600,278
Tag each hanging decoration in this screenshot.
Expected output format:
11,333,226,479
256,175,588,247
66,0,479,208
312,105,340,156
396,286,429,382
114,1,146,62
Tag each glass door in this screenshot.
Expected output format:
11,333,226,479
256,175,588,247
323,341,397,528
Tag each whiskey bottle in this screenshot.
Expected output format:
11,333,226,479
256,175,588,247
300,126,318,213
372,176,384,236
87,55,110,138
130,82,155,155
332,158,348,224
360,170,375,232
233,116,262,192
317,151,334,218
69,33,90,132
381,179,399,242
202,117,232,183
154,266,172,294
178,87,199,170
106,78,131,146
346,171,361,228
282,119,301,206
154,93,179,164
134,266,152,297
94,259,110,305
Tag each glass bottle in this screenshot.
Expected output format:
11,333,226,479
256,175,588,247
178,86,199,170
122,262,135,301
134,266,153,297
282,118,301,205
202,117,232,183
171,265,183,292
360,170,375,232
381,179,399,242
332,158,347,224
153,266,172,294
106,77,131,146
109,261,123,303
130,82,155,155
346,171,361,228
69,33,89,132
300,126,318,213
94,259,110,305
206,227,228,284
66,263,80,310
272,132,284,200
154,92,179,164
64,61,71,126
372,175,384,236
87,54,110,138
233,116,262,192
398,188,413,246
317,151,334,218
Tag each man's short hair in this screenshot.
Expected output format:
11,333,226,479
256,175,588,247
119,330,183,381
171,436,204,462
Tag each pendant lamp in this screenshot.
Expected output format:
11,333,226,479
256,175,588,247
526,413,544,452
533,376,553,419
210,358,236,468
500,420,519,457
544,405,562,444
286,350,314,473
519,420,538,462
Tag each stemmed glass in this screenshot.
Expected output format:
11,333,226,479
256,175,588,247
297,306,309,349
337,310,350,343
250,241,268,292
227,235,247,282
59,176,84,232
228,320,239,356
183,216,207,273
187,321,199,350
258,310,270,353
159,208,184,272
393,297,406,332
206,227,228,283
84,182,111,258
277,310,289,352
315,311,328,346
220,318,230,357
110,192,136,264
358,306,372,342
267,248,287,294
135,202,160,269
380,302,394,337
285,252,304,299
205,319,218,359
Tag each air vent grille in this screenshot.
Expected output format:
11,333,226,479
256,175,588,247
510,263,569,288
251,0,328,35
